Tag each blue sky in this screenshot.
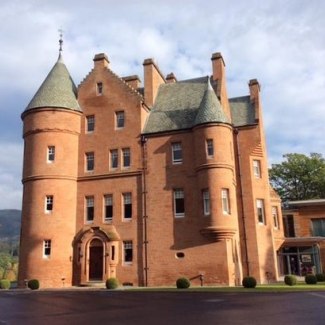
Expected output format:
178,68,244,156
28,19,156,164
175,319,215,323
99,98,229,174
1,0,325,209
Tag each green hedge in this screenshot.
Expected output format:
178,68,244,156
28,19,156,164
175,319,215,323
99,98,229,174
176,277,191,289
28,279,40,290
284,275,297,286
0,279,10,289
305,274,317,285
242,276,257,288
316,273,325,282
106,278,119,289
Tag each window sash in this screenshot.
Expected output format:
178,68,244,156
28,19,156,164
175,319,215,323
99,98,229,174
257,199,265,224
123,193,132,219
272,206,279,228
122,148,131,167
104,195,113,220
312,219,325,236
172,143,182,163
86,152,94,171
174,189,185,216
116,111,125,128
86,115,95,132
253,160,261,178
86,197,94,221
123,241,133,263
97,82,103,95
110,150,118,169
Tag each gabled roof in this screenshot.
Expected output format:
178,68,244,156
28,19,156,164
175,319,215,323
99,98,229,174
229,96,256,127
143,77,229,134
25,54,81,112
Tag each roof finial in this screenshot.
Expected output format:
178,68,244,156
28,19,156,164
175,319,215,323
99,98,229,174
58,28,64,53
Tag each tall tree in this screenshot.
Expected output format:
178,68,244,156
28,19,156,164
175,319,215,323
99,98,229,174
269,153,325,201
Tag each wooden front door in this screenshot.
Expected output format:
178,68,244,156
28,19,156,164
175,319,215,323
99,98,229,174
89,239,103,280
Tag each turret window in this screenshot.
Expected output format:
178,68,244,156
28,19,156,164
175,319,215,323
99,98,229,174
221,189,230,214
86,115,95,133
206,139,214,157
43,240,51,258
47,146,55,162
172,142,182,164
45,195,53,213
203,189,210,215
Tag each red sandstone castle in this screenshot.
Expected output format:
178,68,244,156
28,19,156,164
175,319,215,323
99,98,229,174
18,47,284,288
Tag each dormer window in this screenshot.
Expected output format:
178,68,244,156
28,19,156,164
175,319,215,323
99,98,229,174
96,82,103,95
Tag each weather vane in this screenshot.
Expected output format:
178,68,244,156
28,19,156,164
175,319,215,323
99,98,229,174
58,28,64,52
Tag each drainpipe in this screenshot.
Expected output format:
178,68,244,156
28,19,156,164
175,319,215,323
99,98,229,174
234,128,250,276
141,135,149,286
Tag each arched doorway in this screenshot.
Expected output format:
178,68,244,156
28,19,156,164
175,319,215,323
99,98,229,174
89,238,103,281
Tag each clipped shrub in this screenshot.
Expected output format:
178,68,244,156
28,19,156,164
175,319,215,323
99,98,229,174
316,273,325,282
106,277,119,289
242,276,257,288
305,274,317,285
284,275,297,286
176,277,191,289
28,279,40,290
0,279,11,289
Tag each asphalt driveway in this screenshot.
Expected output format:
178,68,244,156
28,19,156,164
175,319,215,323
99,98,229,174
0,289,325,325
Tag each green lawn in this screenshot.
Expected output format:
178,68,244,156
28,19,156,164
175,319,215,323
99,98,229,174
124,282,325,293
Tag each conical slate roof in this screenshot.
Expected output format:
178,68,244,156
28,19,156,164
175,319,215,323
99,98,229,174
194,82,229,126
143,76,229,134
25,53,81,112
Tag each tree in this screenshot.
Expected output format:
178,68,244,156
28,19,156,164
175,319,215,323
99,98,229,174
269,153,325,201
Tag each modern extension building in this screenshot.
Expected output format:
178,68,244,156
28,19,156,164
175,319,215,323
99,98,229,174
18,46,284,288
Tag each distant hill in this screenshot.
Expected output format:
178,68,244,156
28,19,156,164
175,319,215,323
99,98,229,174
0,209,21,240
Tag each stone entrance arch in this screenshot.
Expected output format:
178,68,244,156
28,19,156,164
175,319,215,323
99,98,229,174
72,226,119,285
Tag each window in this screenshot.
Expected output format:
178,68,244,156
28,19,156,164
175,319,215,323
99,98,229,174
116,111,125,128
86,152,94,171
43,240,51,258
97,82,103,95
283,215,295,237
206,139,214,157
123,241,133,264
221,189,230,214
123,193,132,219
174,189,185,217
172,142,182,164
45,195,53,213
47,146,55,162
256,199,265,224
110,149,118,169
86,115,95,132
253,160,261,178
104,194,113,221
272,206,279,229
202,189,210,215
122,148,131,168
312,219,325,236
86,196,94,222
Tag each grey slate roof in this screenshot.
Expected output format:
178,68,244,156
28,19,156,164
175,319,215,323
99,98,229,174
143,77,229,134
25,54,81,112
229,96,256,127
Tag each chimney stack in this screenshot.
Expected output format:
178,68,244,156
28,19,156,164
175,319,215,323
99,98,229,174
93,53,110,69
